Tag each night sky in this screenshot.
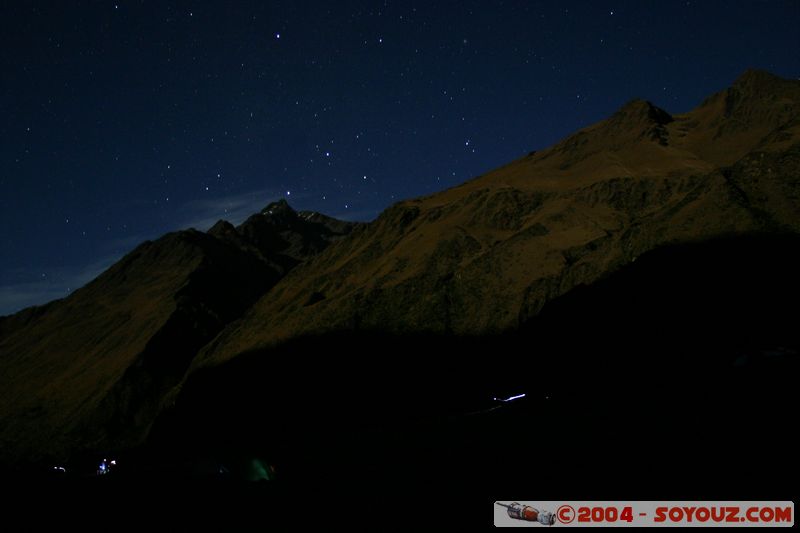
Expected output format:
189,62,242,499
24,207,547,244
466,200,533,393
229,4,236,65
1,1,798,315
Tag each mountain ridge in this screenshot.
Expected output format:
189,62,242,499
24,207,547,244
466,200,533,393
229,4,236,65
0,205,357,464
1,69,799,465
193,69,800,368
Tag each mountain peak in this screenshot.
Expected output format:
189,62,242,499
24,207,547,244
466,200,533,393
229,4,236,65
732,68,783,89
618,98,651,111
261,198,296,217
207,219,237,239
611,99,673,126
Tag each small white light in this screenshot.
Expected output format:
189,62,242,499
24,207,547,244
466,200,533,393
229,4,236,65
495,393,526,402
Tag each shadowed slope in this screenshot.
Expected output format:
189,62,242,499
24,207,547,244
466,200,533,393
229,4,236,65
0,205,357,465
148,234,799,495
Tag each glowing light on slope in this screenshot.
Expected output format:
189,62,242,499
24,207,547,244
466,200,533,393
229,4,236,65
492,393,526,402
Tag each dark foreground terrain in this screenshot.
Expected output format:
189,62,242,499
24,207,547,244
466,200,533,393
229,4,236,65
7,234,798,525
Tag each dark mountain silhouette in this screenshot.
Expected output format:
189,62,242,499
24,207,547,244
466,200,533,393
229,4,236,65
147,233,799,497
0,202,357,464
1,70,798,487
209,199,358,274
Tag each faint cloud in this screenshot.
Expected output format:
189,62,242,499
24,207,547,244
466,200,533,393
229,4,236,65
176,188,287,230
0,252,123,316
0,188,368,316
0,284,66,316
0,188,289,315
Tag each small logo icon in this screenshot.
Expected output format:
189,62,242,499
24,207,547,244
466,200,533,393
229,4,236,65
557,504,576,524
496,502,556,525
